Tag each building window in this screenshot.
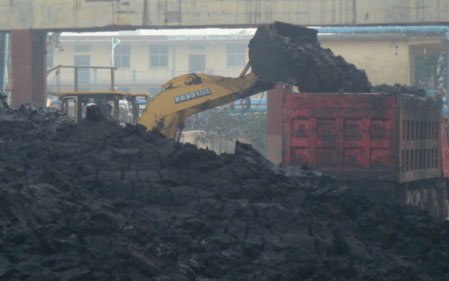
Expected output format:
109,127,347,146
74,55,90,84
227,44,246,67
189,54,206,73
190,44,206,51
150,45,168,68
114,45,130,68
74,45,90,52
149,86,162,96
414,54,441,90
47,45,54,69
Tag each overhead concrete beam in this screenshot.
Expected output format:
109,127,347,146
1,0,449,31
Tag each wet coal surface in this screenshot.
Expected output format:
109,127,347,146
372,84,427,95
1,100,449,281
250,22,373,93
249,22,430,95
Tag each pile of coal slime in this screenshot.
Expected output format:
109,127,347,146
249,22,430,95
0,101,448,281
249,22,372,93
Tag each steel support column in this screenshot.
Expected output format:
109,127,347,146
11,30,47,107
0,33,9,93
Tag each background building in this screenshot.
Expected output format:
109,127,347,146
47,30,254,96
47,29,447,97
320,32,446,92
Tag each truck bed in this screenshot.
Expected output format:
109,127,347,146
268,85,442,183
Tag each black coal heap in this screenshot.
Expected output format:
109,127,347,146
0,103,448,281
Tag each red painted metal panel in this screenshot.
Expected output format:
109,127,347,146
282,91,398,181
277,87,444,183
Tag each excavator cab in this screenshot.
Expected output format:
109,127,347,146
57,91,150,125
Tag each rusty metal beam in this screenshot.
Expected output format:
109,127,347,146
0,0,449,31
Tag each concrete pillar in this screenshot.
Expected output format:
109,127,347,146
266,84,286,165
11,30,47,107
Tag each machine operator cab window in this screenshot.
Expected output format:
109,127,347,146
61,97,77,120
82,96,116,121
59,93,143,126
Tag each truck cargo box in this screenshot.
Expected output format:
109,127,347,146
268,85,443,183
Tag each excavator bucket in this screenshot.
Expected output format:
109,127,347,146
248,21,372,93
249,21,318,85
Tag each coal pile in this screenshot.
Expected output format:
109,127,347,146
372,83,427,95
249,22,372,93
249,22,430,95
1,102,449,281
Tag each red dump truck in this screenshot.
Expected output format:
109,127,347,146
267,84,449,219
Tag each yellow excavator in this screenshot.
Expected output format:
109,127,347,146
139,66,273,139
54,22,311,139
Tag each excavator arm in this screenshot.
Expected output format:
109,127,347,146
138,70,274,139
139,22,320,139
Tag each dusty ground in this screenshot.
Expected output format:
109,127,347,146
0,101,448,281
